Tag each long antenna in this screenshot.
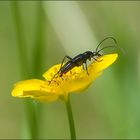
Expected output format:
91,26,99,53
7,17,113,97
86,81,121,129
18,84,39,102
96,37,117,52
97,45,116,53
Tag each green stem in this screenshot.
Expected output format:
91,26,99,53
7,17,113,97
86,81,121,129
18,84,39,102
66,95,76,139
11,1,38,139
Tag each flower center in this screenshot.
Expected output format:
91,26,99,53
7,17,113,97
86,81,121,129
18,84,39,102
47,65,84,86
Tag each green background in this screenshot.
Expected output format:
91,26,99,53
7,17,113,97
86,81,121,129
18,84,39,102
0,1,140,139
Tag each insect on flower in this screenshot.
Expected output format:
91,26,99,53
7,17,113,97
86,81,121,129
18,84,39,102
50,37,117,83
12,53,118,102
11,35,118,102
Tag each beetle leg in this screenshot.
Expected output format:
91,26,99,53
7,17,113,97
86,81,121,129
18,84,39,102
93,57,102,62
65,56,73,61
50,55,72,83
85,61,89,75
82,63,85,70
59,55,72,71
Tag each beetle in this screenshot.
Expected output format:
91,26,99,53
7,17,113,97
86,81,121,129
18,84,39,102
51,37,117,81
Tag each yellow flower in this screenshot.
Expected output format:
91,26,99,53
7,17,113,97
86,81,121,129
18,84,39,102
11,53,118,102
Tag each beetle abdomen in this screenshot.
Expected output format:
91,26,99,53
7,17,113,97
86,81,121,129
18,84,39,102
60,62,75,76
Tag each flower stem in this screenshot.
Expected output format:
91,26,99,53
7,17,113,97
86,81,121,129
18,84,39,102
66,95,76,139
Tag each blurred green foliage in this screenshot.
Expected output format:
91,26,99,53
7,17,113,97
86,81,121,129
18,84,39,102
0,1,140,139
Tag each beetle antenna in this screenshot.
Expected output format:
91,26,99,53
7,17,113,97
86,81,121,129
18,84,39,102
97,45,116,53
96,37,117,52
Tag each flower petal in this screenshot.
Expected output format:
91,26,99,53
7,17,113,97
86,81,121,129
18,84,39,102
12,79,44,97
59,72,102,93
11,79,58,102
88,53,118,74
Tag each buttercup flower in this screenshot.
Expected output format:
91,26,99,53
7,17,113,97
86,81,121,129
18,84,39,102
11,53,118,102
